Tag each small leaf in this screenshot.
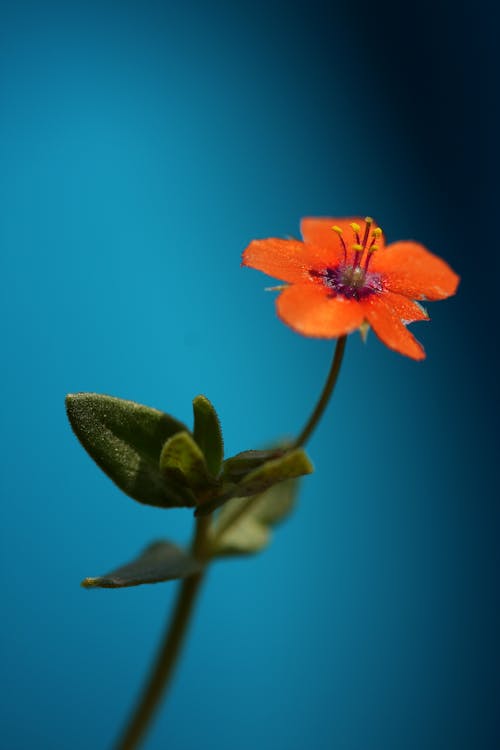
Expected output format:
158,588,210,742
250,477,298,526
233,448,313,497
210,478,299,557
192,395,224,477
197,449,312,518
359,321,370,343
159,431,217,496
82,541,202,588
66,393,192,508
212,514,270,556
223,448,286,481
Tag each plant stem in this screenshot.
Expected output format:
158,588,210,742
114,516,210,750
294,336,347,448
212,337,347,544
114,338,347,749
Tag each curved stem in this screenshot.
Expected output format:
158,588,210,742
294,336,347,448
114,517,210,750
212,337,348,544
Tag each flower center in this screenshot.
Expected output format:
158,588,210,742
309,217,384,300
340,265,366,288
311,264,382,299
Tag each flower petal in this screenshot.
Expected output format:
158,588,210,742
381,290,429,323
243,238,340,284
373,241,460,301
361,295,426,360
300,217,385,253
276,283,365,338
242,237,346,283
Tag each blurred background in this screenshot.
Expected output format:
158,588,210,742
1,1,497,748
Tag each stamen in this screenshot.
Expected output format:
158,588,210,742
364,244,379,271
352,242,364,267
332,225,347,261
350,222,361,245
362,217,373,249
368,226,383,252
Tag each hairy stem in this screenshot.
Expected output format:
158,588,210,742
114,516,210,750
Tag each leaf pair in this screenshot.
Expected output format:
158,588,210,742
66,393,224,509
66,393,312,516
67,392,314,588
81,478,301,588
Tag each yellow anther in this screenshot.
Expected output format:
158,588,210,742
350,222,361,233
352,243,363,252
373,227,383,238
364,216,373,225
368,244,380,253
331,225,343,234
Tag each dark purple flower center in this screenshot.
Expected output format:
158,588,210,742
310,264,383,300
308,218,385,300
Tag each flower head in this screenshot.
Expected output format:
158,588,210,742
242,217,459,360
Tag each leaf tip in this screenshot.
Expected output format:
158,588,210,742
65,392,83,406
81,577,99,589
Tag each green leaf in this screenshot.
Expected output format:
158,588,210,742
212,513,270,556
210,477,299,557
223,448,286,481
159,431,217,497
197,448,312,517
192,395,224,477
66,393,192,508
81,541,202,588
250,477,299,526
232,448,313,497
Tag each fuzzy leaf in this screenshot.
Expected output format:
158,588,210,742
232,448,313,497
82,541,202,588
196,448,312,516
159,431,217,497
223,448,286,481
192,395,224,477
66,393,192,508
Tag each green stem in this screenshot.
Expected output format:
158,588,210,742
294,336,347,448
213,337,347,544
114,516,210,750
114,338,347,748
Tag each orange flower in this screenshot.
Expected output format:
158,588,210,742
242,217,459,360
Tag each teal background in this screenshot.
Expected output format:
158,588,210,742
1,1,497,749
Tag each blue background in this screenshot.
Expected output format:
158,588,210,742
1,1,497,749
